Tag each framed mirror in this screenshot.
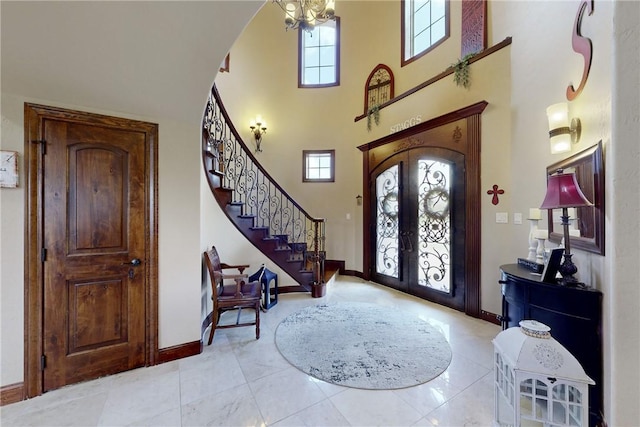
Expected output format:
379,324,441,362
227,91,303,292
546,141,604,255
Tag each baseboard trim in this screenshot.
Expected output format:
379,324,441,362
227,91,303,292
2,342,202,406
480,310,502,326
158,340,202,364
1,382,24,406
325,259,345,273
340,269,364,278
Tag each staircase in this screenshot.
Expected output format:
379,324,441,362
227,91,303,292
202,84,326,296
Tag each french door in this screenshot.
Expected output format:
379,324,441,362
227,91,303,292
370,147,465,310
358,102,487,316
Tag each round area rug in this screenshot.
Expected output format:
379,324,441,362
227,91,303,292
275,302,452,389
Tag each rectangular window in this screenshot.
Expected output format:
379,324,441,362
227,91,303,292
299,18,340,88
402,0,449,66
303,150,335,182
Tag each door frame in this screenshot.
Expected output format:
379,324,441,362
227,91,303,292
358,101,487,317
23,103,159,398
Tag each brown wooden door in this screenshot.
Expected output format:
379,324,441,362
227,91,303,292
358,102,487,317
24,104,158,395
369,147,466,311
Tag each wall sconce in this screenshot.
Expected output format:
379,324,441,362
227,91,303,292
249,115,267,152
356,195,363,206
546,103,581,154
540,170,593,285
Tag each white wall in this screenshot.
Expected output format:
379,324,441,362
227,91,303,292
609,1,640,422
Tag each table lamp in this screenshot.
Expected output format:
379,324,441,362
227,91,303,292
540,170,593,285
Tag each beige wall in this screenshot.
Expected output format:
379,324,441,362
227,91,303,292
493,0,612,286
216,1,514,315
1,1,638,423
487,0,639,422
0,93,203,385
216,0,638,422
1,0,264,388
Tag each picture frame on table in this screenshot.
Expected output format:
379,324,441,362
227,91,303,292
541,248,564,283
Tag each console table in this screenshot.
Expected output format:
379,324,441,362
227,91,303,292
499,264,603,427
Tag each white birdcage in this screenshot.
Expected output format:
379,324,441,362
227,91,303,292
493,320,594,427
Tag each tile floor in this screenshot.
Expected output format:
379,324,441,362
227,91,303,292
1,275,501,426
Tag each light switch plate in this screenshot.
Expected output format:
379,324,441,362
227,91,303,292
513,213,523,224
496,212,509,223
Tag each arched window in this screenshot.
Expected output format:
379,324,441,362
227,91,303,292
364,64,394,115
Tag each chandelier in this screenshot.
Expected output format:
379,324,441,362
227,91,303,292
273,0,336,32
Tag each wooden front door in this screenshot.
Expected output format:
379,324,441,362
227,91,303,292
370,147,466,310
24,104,158,396
358,102,487,317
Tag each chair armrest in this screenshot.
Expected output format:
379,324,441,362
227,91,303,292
220,273,247,281
220,263,250,274
221,273,249,297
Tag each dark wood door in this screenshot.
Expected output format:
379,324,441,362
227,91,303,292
24,104,158,395
43,120,146,391
358,101,487,317
370,147,465,310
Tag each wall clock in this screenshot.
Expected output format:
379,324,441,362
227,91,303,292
0,150,19,188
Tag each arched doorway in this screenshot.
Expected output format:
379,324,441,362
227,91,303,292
358,102,487,315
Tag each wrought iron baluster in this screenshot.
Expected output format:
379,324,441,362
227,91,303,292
202,84,326,286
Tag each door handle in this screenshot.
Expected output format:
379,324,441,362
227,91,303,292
405,231,414,252
123,258,142,266
399,231,414,252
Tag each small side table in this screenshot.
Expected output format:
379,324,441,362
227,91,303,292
249,266,278,310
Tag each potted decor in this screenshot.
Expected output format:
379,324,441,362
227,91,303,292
452,53,476,89
367,104,380,131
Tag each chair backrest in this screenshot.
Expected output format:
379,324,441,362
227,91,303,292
205,246,222,272
204,246,222,300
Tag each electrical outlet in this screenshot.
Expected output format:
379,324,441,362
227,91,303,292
496,212,509,224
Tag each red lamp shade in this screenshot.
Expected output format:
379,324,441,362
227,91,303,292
540,172,593,209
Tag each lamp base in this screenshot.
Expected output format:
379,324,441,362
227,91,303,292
557,253,583,287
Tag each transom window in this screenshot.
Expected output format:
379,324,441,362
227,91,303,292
303,150,335,182
401,0,449,66
298,18,340,87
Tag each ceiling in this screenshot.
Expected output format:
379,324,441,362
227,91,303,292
1,1,264,124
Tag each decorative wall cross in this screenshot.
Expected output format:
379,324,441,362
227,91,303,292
487,184,504,205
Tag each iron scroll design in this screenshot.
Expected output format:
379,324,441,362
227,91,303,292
202,85,325,283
